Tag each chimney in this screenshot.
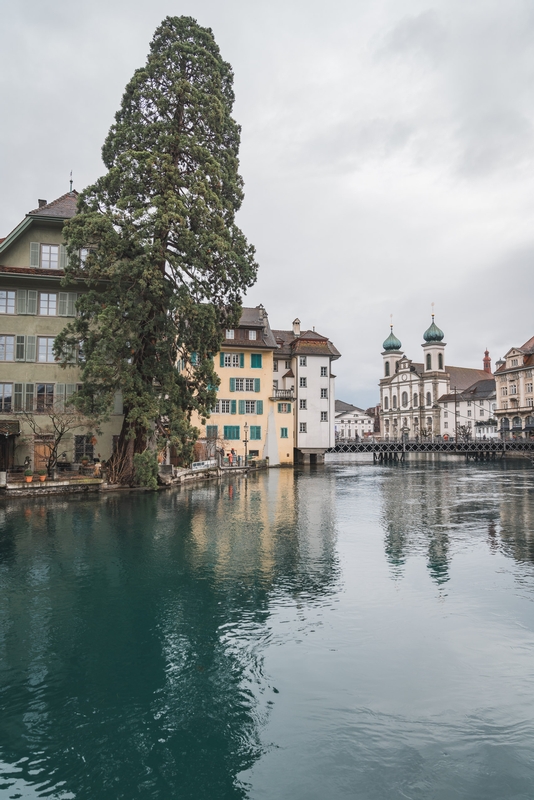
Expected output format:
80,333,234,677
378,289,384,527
292,318,301,336
38,199,47,208
483,349,492,374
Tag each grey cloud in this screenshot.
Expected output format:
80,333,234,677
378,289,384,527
377,9,448,64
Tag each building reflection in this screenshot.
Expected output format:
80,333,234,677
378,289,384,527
0,470,338,799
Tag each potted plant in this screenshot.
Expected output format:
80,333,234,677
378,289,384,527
24,469,33,483
38,469,47,483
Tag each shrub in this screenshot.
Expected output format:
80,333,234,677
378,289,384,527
133,451,159,490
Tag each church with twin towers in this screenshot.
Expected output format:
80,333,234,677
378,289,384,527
379,315,493,440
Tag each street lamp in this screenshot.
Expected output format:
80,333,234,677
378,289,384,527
243,422,249,467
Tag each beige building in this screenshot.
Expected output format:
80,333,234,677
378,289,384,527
0,191,123,470
494,335,534,438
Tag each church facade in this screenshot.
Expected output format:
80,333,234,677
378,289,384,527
379,317,489,440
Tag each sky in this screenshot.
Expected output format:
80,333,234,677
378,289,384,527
2,0,534,408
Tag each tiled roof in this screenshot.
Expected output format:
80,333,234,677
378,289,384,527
447,366,490,391
271,328,341,359
439,378,496,403
28,191,78,218
335,400,366,414
222,306,278,349
0,265,63,276
520,335,534,354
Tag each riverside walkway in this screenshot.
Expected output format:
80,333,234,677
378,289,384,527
329,439,534,462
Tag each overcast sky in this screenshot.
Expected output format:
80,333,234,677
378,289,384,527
2,0,534,408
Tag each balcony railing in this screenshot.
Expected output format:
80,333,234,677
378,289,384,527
270,389,295,400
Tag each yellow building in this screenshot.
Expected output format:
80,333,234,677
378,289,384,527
192,306,294,465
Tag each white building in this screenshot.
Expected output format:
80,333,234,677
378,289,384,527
335,400,375,439
438,377,497,440
494,335,534,439
379,316,490,440
272,320,340,464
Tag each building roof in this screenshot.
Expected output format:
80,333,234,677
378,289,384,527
222,306,278,350
495,335,534,373
28,191,78,218
271,327,341,359
384,363,488,389
335,399,367,416
439,378,496,403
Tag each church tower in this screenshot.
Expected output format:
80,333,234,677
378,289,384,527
421,315,446,373
382,325,403,378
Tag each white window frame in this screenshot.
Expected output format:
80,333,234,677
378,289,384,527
37,337,56,363
39,292,58,316
0,291,16,314
41,244,59,270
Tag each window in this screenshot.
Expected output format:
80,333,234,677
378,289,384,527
0,383,12,411
392,395,397,409
443,402,448,408
321,388,328,399
384,397,389,410
426,353,431,370
13,383,34,411
321,411,328,422
190,352,198,365
235,378,244,391
502,386,508,396
300,399,307,409
226,329,235,339
511,358,518,366
218,399,231,413
250,426,261,440
285,360,291,369
251,353,262,368
426,392,431,406
413,393,418,407
39,292,57,316
223,425,240,440
245,400,256,413
526,383,533,393
245,378,255,392
273,360,278,372
320,366,328,377
36,383,54,412
224,353,240,368
444,422,448,429
0,291,15,314
299,356,307,366
401,391,408,407
426,417,432,427
503,401,508,409
75,435,94,461
438,353,443,370
38,337,56,362
479,409,484,416
385,361,390,377
0,336,14,361
299,422,307,433
300,377,307,388
467,400,472,406
206,425,218,439
278,402,291,413
41,244,59,270
444,411,448,418
467,410,472,417
528,398,534,407
248,330,257,340
510,384,517,395
280,427,288,438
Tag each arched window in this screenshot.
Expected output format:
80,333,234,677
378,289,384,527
512,416,522,428
401,391,408,407
426,392,431,406
501,418,510,430
392,395,397,409
438,353,443,370
426,353,432,370
385,361,390,377
385,419,390,430
525,416,534,427
413,392,418,407
384,396,389,410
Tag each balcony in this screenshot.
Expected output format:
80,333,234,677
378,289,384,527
270,388,295,401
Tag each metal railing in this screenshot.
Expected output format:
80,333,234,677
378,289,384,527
270,389,295,400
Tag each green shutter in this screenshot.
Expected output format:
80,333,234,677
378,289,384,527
15,335,25,361
240,353,244,368
254,378,260,393
230,378,236,392
287,403,291,413
67,293,77,317
26,336,36,362
220,352,225,367
56,383,65,411
280,428,288,438
278,403,282,413
27,291,37,315
231,400,236,415
238,400,245,415
59,245,68,270
16,290,27,315
251,354,262,368
25,384,34,411
250,426,261,440
30,242,40,268
58,293,68,316
14,384,23,411
256,400,263,415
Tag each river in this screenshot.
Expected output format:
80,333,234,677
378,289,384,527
1,460,534,799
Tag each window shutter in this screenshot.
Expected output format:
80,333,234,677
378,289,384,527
27,291,37,315
66,384,76,404
30,242,40,268
278,403,282,413
15,335,25,361
113,391,123,415
67,293,77,317
231,400,237,415
58,293,68,316
240,353,244,368
254,378,260,393
16,290,27,315
238,400,245,415
59,245,68,270
56,383,65,411
25,336,36,362
230,378,236,392
256,400,263,415
14,384,23,411
25,384,34,411
220,353,225,367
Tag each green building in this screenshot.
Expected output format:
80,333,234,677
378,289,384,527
0,191,123,471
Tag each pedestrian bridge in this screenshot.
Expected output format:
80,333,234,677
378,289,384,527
328,440,534,461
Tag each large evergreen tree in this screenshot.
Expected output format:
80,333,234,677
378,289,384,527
56,16,257,482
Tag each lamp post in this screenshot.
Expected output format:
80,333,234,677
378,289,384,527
243,422,249,468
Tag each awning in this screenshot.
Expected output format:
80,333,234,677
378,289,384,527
0,420,20,437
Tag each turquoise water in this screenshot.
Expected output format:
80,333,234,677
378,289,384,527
1,461,534,799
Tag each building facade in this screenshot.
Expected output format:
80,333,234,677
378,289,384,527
493,336,534,438
437,378,497,440
0,192,123,470
334,400,375,439
379,316,490,440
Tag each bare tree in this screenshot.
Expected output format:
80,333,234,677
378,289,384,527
19,404,93,476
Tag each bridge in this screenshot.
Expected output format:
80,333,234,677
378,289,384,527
328,439,534,462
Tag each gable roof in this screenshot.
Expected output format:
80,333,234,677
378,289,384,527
335,399,367,415
439,378,496,403
28,191,78,218
271,328,341,359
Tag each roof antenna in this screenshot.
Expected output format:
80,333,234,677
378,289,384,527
431,301,435,320
390,312,393,330
69,170,73,192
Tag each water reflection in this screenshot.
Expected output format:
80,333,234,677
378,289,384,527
0,469,339,799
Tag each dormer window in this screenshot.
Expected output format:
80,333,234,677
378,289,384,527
248,330,257,340
511,358,518,367
226,329,235,339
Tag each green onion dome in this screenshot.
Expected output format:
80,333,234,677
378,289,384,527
423,315,444,342
383,326,402,351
